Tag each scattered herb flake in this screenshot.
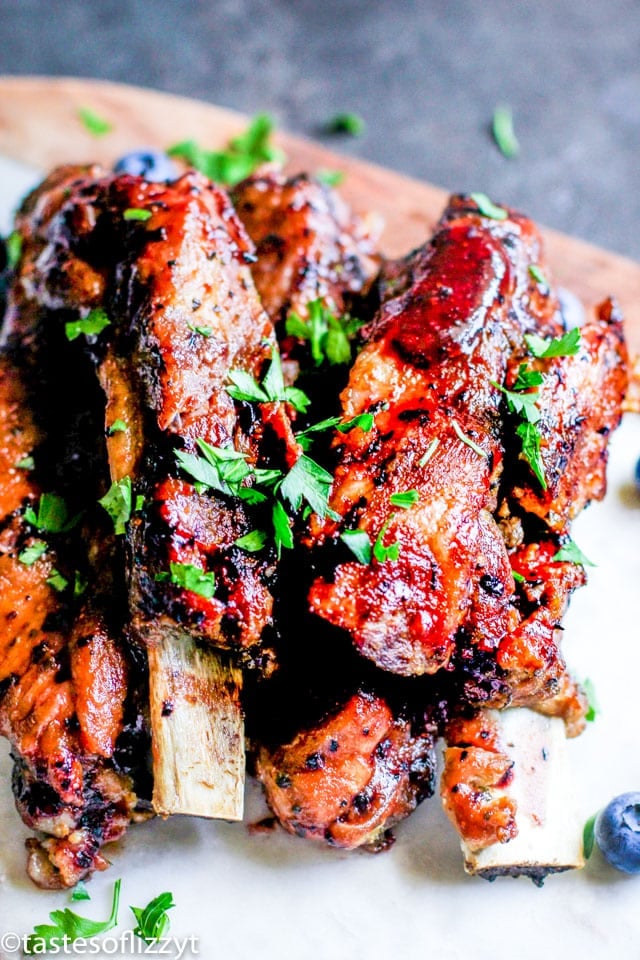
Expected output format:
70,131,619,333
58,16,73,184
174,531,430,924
73,571,88,598
25,492,78,533
528,264,549,287
15,454,35,470
295,416,342,449
78,106,113,137
418,437,440,468
25,877,120,954
134,494,146,512
187,321,214,337
327,112,365,136
451,419,487,458
280,455,334,519
108,419,128,435
552,538,596,567
516,420,547,489
470,192,508,220
6,230,22,269
227,349,310,414
98,476,132,535
131,891,175,945
272,499,293,557
389,489,420,509
234,529,268,552
340,528,372,565
70,881,90,903
155,562,215,599
168,113,285,187
373,516,400,563
316,168,345,186
338,412,375,434
492,105,520,159
65,307,111,342
582,677,599,722
512,570,526,583
123,207,152,221
524,327,581,359
18,540,47,566
47,569,69,592
583,812,598,860
285,300,362,367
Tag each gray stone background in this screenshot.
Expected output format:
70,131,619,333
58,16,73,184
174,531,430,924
1,0,638,258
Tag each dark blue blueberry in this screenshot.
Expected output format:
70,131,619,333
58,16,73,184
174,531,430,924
595,792,640,873
114,149,177,182
635,456,640,492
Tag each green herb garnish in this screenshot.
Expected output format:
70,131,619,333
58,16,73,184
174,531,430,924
227,348,310,413
451,419,487,458
6,230,22,269
372,516,400,563
98,476,132,535
512,569,526,583
418,437,440,468
492,105,520,159
155,561,215,599
552,538,596,567
524,327,581,359
123,208,152,221
280,455,334,519
338,412,375,434
70,881,90,902
73,571,88,597
491,364,547,488
108,419,128,435
583,812,598,860
327,113,365,136
295,411,374,450
78,106,113,137
316,169,345,187
131,891,175,945
234,529,268,552
582,677,599,722
389,489,420,509
47,569,69,592
516,421,546,488
18,540,47,566
528,264,549,287
168,113,285,187
470,192,508,221
25,878,120,954
65,307,111,342
15,454,35,470
340,529,372,565
25,493,78,533
272,499,293,557
285,299,362,367
187,321,214,337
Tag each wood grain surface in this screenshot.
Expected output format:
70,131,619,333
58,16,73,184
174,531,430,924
0,75,638,351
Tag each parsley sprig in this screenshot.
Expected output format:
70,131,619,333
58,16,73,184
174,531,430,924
26,878,120,954
524,326,581,359
552,537,596,567
285,299,363,367
131,891,175,944
295,411,374,450
99,477,132,535
65,308,111,342
155,562,216,599
227,347,310,413
168,113,285,187
25,493,79,534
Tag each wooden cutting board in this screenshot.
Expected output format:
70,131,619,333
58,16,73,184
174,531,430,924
0,75,638,352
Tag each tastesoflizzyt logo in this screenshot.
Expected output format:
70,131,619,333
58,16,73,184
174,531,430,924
0,931,200,957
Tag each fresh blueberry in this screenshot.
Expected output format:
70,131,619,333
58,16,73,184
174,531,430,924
635,456,640,493
595,792,640,873
114,149,177,182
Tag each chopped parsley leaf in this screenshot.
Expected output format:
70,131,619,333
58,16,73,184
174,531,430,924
582,677,599,722
123,208,152,221
131,891,175,945
583,812,598,860
373,516,400,563
512,569,526,583
492,105,520,159
528,264,549,287
470,192,508,220
552,538,596,567
337,412,375,434
47,569,69,592
272,499,293,557
389,489,420,509
73,571,88,598
418,437,440,468
295,411,374,450
516,420,547,488
65,308,111,342
155,562,215,599
70,881,90,902
491,365,547,488
18,540,47,566
187,321,214,337
234,529,268,552
524,327,581,359
134,494,146,512
15,454,35,470
167,113,285,187
340,529,372,564
316,168,345,187
78,106,113,137
6,230,23,269
326,112,365,136
25,493,78,533
26,877,120,953
280,455,334,519
108,419,128,435
285,300,362,367
227,348,311,413
98,476,132,535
